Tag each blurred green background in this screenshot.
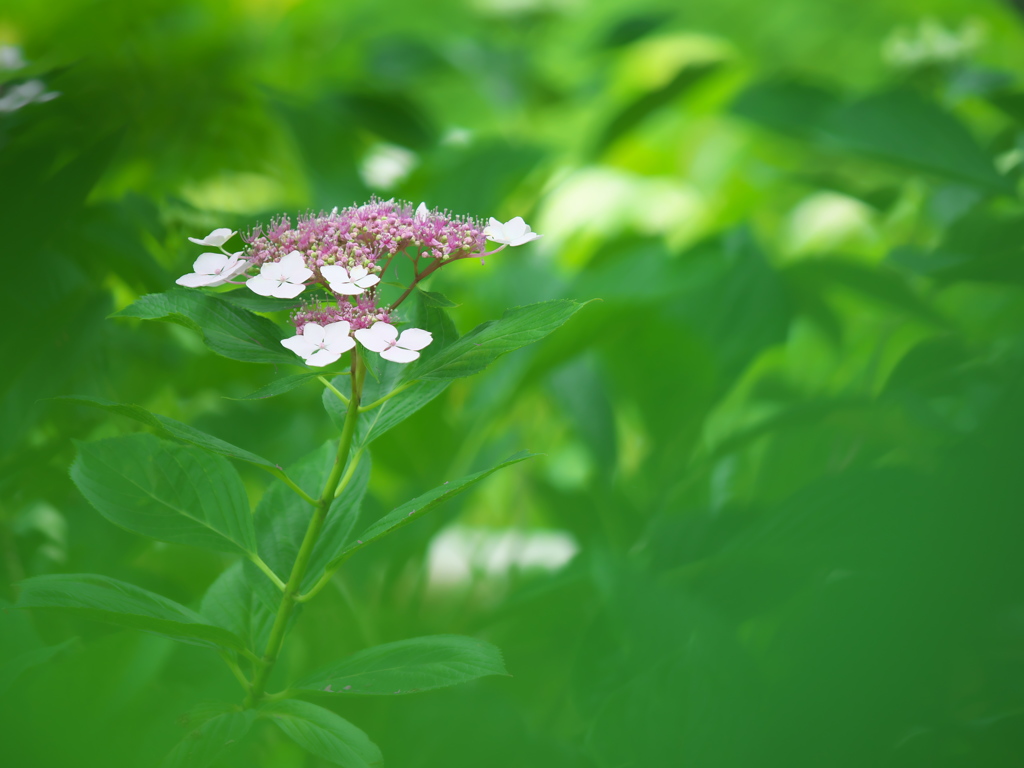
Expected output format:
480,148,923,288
4,0,1024,765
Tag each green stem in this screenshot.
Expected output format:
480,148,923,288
244,353,366,708
358,380,416,412
248,553,286,592
270,469,318,506
319,375,349,406
219,651,251,692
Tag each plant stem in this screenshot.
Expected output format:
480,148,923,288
358,380,416,412
243,352,366,708
390,260,441,311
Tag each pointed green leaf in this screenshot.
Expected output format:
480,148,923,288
408,300,591,381
162,710,256,768
18,574,249,653
200,561,275,652
296,635,507,696
0,638,76,695
54,395,279,470
113,288,298,365
324,451,534,571
71,433,257,554
226,372,329,401
261,700,382,767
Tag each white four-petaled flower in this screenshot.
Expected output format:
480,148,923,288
321,264,381,295
175,252,249,287
281,321,356,367
354,322,432,363
483,216,542,246
188,228,237,247
246,251,312,299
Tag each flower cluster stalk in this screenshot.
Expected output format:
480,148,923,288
243,352,366,708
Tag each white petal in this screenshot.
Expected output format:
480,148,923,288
334,282,364,295
278,251,310,278
416,202,429,221
320,265,350,283
224,255,251,278
323,322,355,352
176,272,221,287
305,348,342,367
353,273,380,289
369,321,398,343
381,346,420,363
349,265,369,281
281,335,319,358
272,281,307,299
509,231,542,247
504,217,528,240
397,328,433,351
354,328,386,352
188,228,236,246
355,322,396,352
246,275,278,296
193,252,230,275
301,323,326,345
258,260,287,280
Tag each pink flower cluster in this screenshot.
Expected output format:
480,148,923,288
291,297,392,334
243,198,489,278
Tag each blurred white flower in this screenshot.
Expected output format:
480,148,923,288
354,322,432,363
188,228,236,247
321,264,380,295
0,45,27,71
246,251,312,298
483,216,542,246
0,79,60,113
175,252,249,288
359,143,417,191
281,321,355,367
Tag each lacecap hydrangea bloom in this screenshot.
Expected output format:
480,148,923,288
176,199,541,366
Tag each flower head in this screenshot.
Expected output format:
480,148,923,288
483,216,542,247
281,321,355,367
354,322,432,363
188,228,237,247
320,264,381,296
175,252,249,288
246,251,312,298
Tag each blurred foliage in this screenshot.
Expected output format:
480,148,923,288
4,0,1024,765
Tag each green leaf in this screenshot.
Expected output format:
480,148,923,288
216,288,302,313
261,700,382,767
226,372,328,400
17,574,249,653
0,638,76,695
731,78,841,138
54,395,279,470
200,561,275,652
821,90,1011,194
295,635,508,696
594,60,724,156
324,451,534,571
162,710,256,768
408,300,591,381
113,288,298,365
71,433,257,555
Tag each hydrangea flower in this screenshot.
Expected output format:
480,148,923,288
483,217,542,247
281,321,356,367
175,252,249,287
354,322,432,363
320,264,381,295
189,228,237,247
247,251,312,298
